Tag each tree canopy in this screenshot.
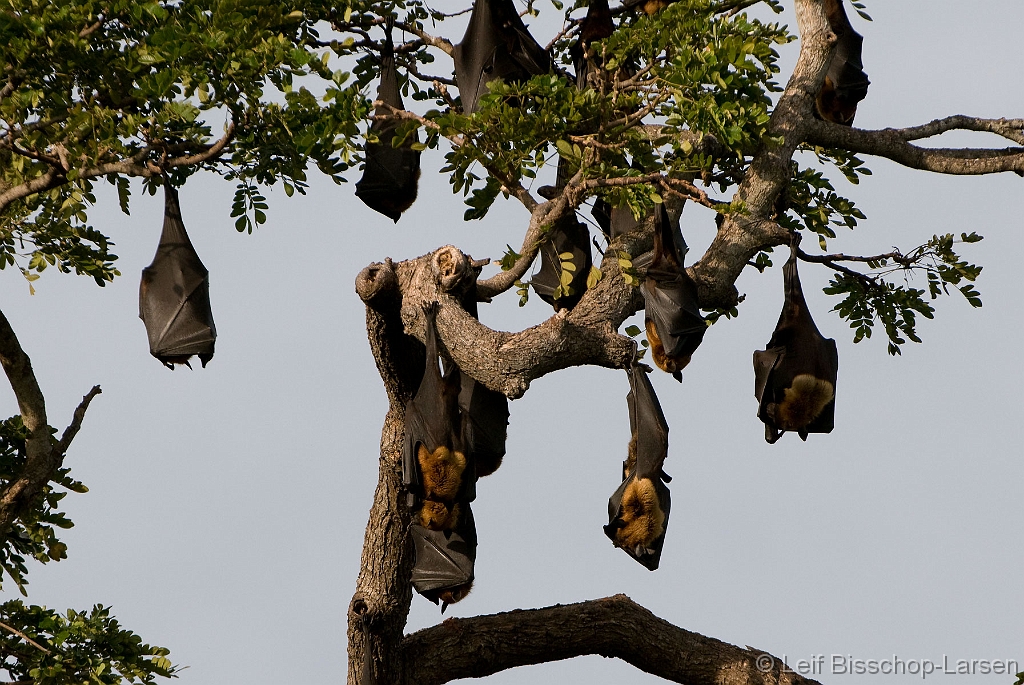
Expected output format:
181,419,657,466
1,1,1022,684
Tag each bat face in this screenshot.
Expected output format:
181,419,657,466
753,242,839,443
139,184,216,370
530,214,593,311
815,0,869,125
356,22,421,221
605,363,671,570
641,204,706,381
453,0,551,114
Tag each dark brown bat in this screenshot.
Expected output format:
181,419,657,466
530,213,593,311
458,372,509,478
403,305,478,611
641,204,706,381
753,238,839,444
355,21,421,222
592,198,640,241
815,0,869,125
570,0,613,88
453,0,551,114
139,184,216,370
604,362,671,570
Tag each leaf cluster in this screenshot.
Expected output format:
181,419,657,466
0,601,176,685
0,416,86,594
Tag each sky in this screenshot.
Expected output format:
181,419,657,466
1,2,1022,685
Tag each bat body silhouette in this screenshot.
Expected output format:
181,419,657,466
753,239,839,443
139,184,216,369
641,204,706,381
355,22,421,222
530,213,593,311
592,198,640,241
815,0,869,125
403,305,478,611
459,372,509,478
571,0,613,88
453,0,551,114
605,362,671,570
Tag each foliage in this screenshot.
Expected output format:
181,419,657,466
0,601,175,685
0,416,86,595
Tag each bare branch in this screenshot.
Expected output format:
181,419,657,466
400,594,819,685
804,118,1024,174
394,22,454,56
0,621,51,655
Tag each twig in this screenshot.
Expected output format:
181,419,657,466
0,620,51,655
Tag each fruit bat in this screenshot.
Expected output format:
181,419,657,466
355,21,421,222
403,305,479,611
402,305,474,523
453,0,551,114
592,198,640,241
530,213,593,311
409,504,477,613
753,239,839,444
570,0,613,88
604,362,671,570
814,0,869,126
641,204,705,381
139,184,216,369
458,372,509,478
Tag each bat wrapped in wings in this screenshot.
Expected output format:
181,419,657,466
355,20,421,222
641,204,706,381
530,213,593,311
814,0,869,125
592,198,639,242
453,0,551,114
604,362,672,570
753,237,839,444
458,372,509,478
403,305,477,611
139,184,216,369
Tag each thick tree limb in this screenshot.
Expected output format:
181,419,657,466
400,594,820,685
804,118,1024,174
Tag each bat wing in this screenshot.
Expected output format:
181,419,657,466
642,272,706,359
458,372,509,478
139,184,216,369
453,0,550,114
592,199,640,241
410,507,477,595
355,22,421,222
604,363,671,570
530,215,592,310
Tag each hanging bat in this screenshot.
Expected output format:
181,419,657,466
403,305,479,612
459,372,509,478
530,213,593,311
410,504,477,614
453,0,551,114
592,198,640,241
641,204,706,381
570,0,613,88
402,305,474,529
604,362,671,570
355,21,421,222
753,238,839,444
139,184,216,370
814,0,869,126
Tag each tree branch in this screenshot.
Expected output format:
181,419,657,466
804,118,1024,174
400,594,820,685
0,308,100,537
